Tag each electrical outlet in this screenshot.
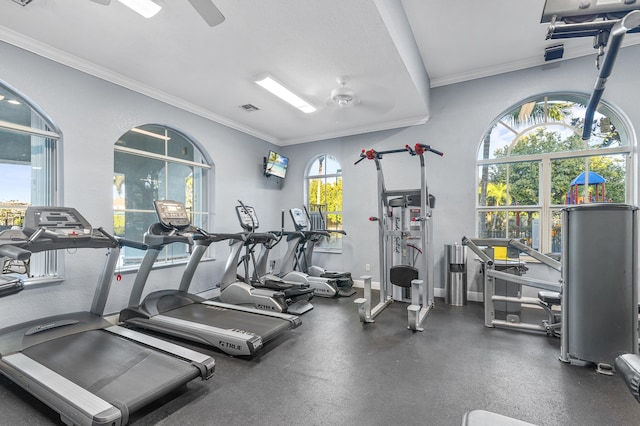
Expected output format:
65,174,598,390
365,263,371,271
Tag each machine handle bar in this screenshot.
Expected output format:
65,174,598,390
409,144,444,157
355,144,443,164
0,244,32,261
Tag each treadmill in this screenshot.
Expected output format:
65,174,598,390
119,200,301,357
0,206,215,426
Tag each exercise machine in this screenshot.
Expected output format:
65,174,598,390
353,143,442,331
0,206,215,426
237,202,338,299
466,203,638,375
462,237,562,337
289,206,355,297
218,203,314,314
120,200,302,357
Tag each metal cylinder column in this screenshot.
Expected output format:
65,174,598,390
560,204,638,370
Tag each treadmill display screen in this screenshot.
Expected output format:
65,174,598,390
154,200,191,230
23,207,92,238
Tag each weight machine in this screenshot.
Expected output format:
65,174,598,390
353,143,443,331
462,237,562,336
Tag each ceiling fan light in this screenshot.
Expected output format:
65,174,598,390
255,75,316,114
331,87,358,108
117,0,161,18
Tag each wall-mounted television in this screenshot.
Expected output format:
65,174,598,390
264,150,289,179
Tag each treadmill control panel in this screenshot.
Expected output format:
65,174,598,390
23,207,92,238
236,205,259,231
289,208,309,231
154,200,191,230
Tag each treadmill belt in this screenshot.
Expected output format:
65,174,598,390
162,303,292,342
23,330,199,412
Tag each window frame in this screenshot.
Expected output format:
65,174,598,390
476,92,634,254
304,154,343,253
0,80,61,286
113,124,214,270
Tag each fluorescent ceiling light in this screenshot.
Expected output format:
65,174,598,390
255,75,316,113
117,0,161,18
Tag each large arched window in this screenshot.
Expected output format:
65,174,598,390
305,154,343,251
0,80,60,282
477,93,633,253
114,124,212,267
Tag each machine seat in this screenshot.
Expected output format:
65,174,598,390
538,290,561,305
390,265,419,288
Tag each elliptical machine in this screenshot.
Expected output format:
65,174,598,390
218,201,314,315
289,206,355,297
251,212,340,298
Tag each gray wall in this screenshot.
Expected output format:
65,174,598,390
0,41,285,324
0,40,638,326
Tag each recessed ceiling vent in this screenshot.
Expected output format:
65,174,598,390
240,104,260,112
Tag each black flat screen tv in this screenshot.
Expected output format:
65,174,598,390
265,150,289,179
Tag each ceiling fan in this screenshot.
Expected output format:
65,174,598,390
327,77,394,122
89,0,225,27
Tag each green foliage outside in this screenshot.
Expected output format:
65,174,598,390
485,128,625,207
478,99,627,247
308,177,343,228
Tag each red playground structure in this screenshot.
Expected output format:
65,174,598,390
566,171,606,204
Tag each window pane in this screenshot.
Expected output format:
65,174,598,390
552,157,585,204
115,125,166,155
114,151,164,211
308,155,326,176
508,161,539,206
324,155,341,175
588,154,626,203
551,210,562,253
0,86,34,128
307,177,325,207
507,210,540,248
0,163,31,204
478,211,506,238
478,164,508,207
167,162,193,204
167,128,196,162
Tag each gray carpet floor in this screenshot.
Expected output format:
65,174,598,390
1,291,639,425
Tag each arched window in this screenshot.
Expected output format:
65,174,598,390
113,124,212,267
477,93,633,253
0,80,60,282
305,154,343,251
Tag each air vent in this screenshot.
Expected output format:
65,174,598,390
240,104,260,112
12,0,33,5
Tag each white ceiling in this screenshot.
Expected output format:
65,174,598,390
1,0,639,146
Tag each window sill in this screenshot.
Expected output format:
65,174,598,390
313,248,342,254
116,256,216,274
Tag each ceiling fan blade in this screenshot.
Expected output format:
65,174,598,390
89,0,111,5
187,0,225,26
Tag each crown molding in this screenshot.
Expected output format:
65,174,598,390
0,25,279,144
279,115,429,146
430,39,640,88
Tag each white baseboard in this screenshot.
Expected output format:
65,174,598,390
354,280,483,303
